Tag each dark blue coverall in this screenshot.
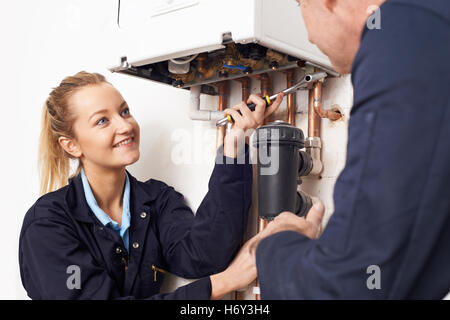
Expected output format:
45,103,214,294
19,147,252,299
256,0,450,299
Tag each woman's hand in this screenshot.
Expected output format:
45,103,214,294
224,93,284,132
208,204,325,299
223,93,283,158
209,235,260,300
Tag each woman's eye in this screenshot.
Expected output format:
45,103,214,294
96,117,107,126
121,107,130,116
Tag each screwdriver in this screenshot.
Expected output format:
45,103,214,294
215,71,327,127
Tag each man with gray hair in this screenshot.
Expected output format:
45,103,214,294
251,0,450,299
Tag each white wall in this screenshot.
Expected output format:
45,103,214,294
0,0,352,299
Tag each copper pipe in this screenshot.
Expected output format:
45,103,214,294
259,73,272,97
286,69,296,126
250,73,272,299
216,81,228,149
307,81,325,176
241,77,251,101
308,86,321,137
312,81,342,121
255,73,272,299
254,73,272,125
235,77,251,101
258,218,269,234
255,218,269,300
232,77,251,301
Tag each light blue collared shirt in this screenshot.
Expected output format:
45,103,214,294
81,168,131,252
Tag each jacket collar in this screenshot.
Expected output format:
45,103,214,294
65,170,158,224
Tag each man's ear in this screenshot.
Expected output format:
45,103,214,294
58,136,82,158
324,0,337,12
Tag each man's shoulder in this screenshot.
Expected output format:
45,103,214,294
352,0,450,89
357,0,450,60
388,0,450,23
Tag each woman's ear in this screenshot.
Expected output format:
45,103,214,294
58,136,82,158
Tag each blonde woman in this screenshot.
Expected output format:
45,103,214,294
19,71,282,299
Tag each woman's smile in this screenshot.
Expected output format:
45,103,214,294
113,136,135,149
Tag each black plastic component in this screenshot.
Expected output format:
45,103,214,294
172,79,184,88
298,151,313,177
246,97,269,113
236,43,267,60
248,44,268,60
269,61,280,70
235,43,250,59
227,98,268,124
154,61,171,77
227,97,270,124
200,85,218,96
244,67,253,74
131,62,173,85
253,121,312,220
218,70,229,78
295,191,313,217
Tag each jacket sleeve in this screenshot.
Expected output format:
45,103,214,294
19,213,211,300
154,144,253,278
256,2,450,299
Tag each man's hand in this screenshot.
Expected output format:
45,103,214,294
209,203,325,299
248,202,326,258
265,202,325,240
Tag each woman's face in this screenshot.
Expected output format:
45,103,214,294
67,82,140,170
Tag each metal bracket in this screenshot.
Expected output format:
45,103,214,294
221,32,233,44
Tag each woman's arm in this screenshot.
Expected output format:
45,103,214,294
155,94,284,279
153,149,252,277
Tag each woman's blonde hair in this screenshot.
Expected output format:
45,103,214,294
39,71,109,195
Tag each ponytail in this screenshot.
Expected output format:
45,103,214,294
38,71,107,195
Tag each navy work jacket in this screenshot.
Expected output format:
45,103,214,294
19,146,252,299
257,0,450,299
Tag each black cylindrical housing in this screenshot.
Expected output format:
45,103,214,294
253,121,309,220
